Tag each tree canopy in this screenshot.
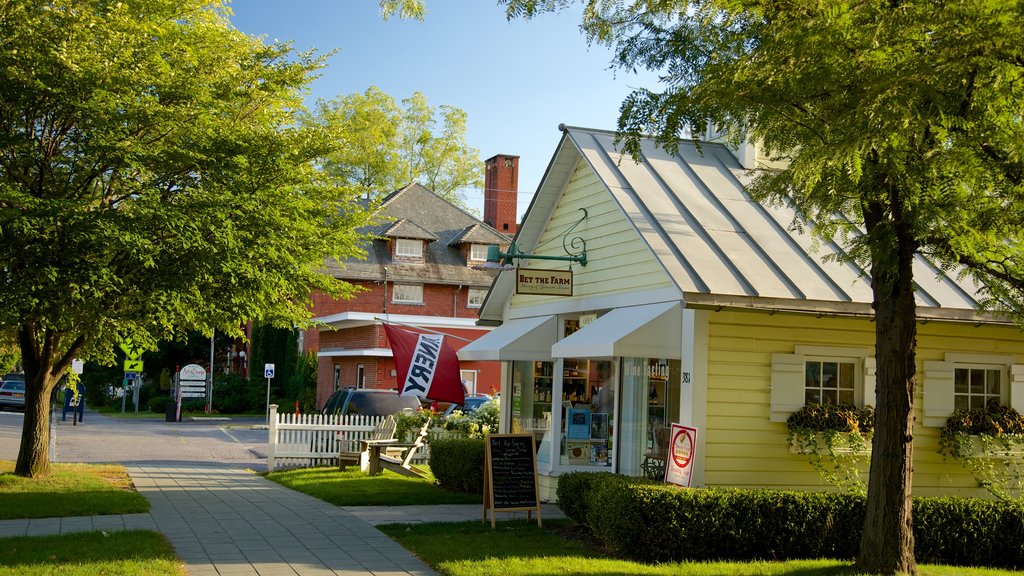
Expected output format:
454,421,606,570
505,1,1023,574
0,0,372,476
313,87,483,211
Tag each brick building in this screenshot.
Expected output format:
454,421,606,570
307,156,518,408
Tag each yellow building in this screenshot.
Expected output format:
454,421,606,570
460,125,1024,502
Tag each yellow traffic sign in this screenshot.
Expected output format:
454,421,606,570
124,359,144,372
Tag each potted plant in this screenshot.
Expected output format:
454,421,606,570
938,400,1024,499
787,402,874,493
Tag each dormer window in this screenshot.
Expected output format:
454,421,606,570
395,238,423,258
469,243,491,262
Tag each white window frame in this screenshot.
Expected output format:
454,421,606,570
356,364,365,389
770,346,875,423
803,358,859,406
467,287,487,308
395,238,423,258
392,283,423,304
469,244,491,262
923,353,1024,427
460,370,478,395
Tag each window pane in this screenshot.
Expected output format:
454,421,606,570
393,284,422,303
954,395,968,411
970,370,985,394
396,239,422,257
970,396,986,411
467,288,486,308
805,362,821,388
805,389,821,404
987,370,1001,395
470,244,490,261
954,369,968,394
838,363,855,390
822,389,838,404
839,390,854,405
822,362,838,388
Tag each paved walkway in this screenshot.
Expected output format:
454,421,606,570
0,462,563,576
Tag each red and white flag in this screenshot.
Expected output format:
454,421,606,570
383,324,465,405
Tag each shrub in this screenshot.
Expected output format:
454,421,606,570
560,472,1024,569
212,373,263,413
148,395,172,414
429,438,485,494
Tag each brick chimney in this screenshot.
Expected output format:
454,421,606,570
484,154,519,235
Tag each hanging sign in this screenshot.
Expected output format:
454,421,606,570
515,268,573,296
665,423,699,487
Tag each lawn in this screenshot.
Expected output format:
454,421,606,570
264,465,482,506
0,461,149,519
0,530,183,576
379,521,1020,576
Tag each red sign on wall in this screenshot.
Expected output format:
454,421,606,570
665,423,699,487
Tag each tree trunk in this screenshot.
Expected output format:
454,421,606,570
14,369,58,478
857,223,918,574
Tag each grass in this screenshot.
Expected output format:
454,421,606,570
0,461,149,519
380,521,1021,576
264,465,482,506
0,530,184,576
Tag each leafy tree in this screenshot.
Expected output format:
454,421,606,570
505,1,1023,574
0,0,372,477
312,87,484,210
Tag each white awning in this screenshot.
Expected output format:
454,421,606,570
457,316,557,361
552,302,681,359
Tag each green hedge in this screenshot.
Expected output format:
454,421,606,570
557,472,1024,569
148,395,171,414
428,438,485,494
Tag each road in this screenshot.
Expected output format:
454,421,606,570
0,408,269,468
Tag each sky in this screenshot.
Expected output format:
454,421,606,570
228,1,661,220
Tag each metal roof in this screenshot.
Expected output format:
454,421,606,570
479,126,994,323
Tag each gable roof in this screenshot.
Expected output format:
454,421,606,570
325,183,508,287
378,218,439,242
479,125,995,324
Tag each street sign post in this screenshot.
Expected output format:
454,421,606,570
264,363,275,425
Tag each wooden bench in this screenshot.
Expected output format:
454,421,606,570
365,418,432,478
338,415,397,469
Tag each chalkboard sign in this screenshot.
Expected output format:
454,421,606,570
483,434,541,527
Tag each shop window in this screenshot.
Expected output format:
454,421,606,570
392,283,423,304
467,288,487,308
561,358,614,469
922,353,1024,427
395,238,423,258
769,346,874,422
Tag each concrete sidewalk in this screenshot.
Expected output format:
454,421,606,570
0,463,563,576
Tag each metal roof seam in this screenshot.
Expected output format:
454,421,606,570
582,131,712,293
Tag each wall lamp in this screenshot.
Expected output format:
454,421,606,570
486,208,588,267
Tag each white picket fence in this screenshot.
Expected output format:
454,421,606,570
266,404,441,471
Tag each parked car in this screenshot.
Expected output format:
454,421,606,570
320,388,420,417
0,374,26,411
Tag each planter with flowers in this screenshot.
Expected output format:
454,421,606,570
787,402,874,493
938,400,1024,500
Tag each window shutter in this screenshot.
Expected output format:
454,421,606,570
862,357,876,408
770,353,804,422
922,360,955,427
1010,365,1024,414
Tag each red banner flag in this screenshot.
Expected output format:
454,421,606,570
383,324,466,405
